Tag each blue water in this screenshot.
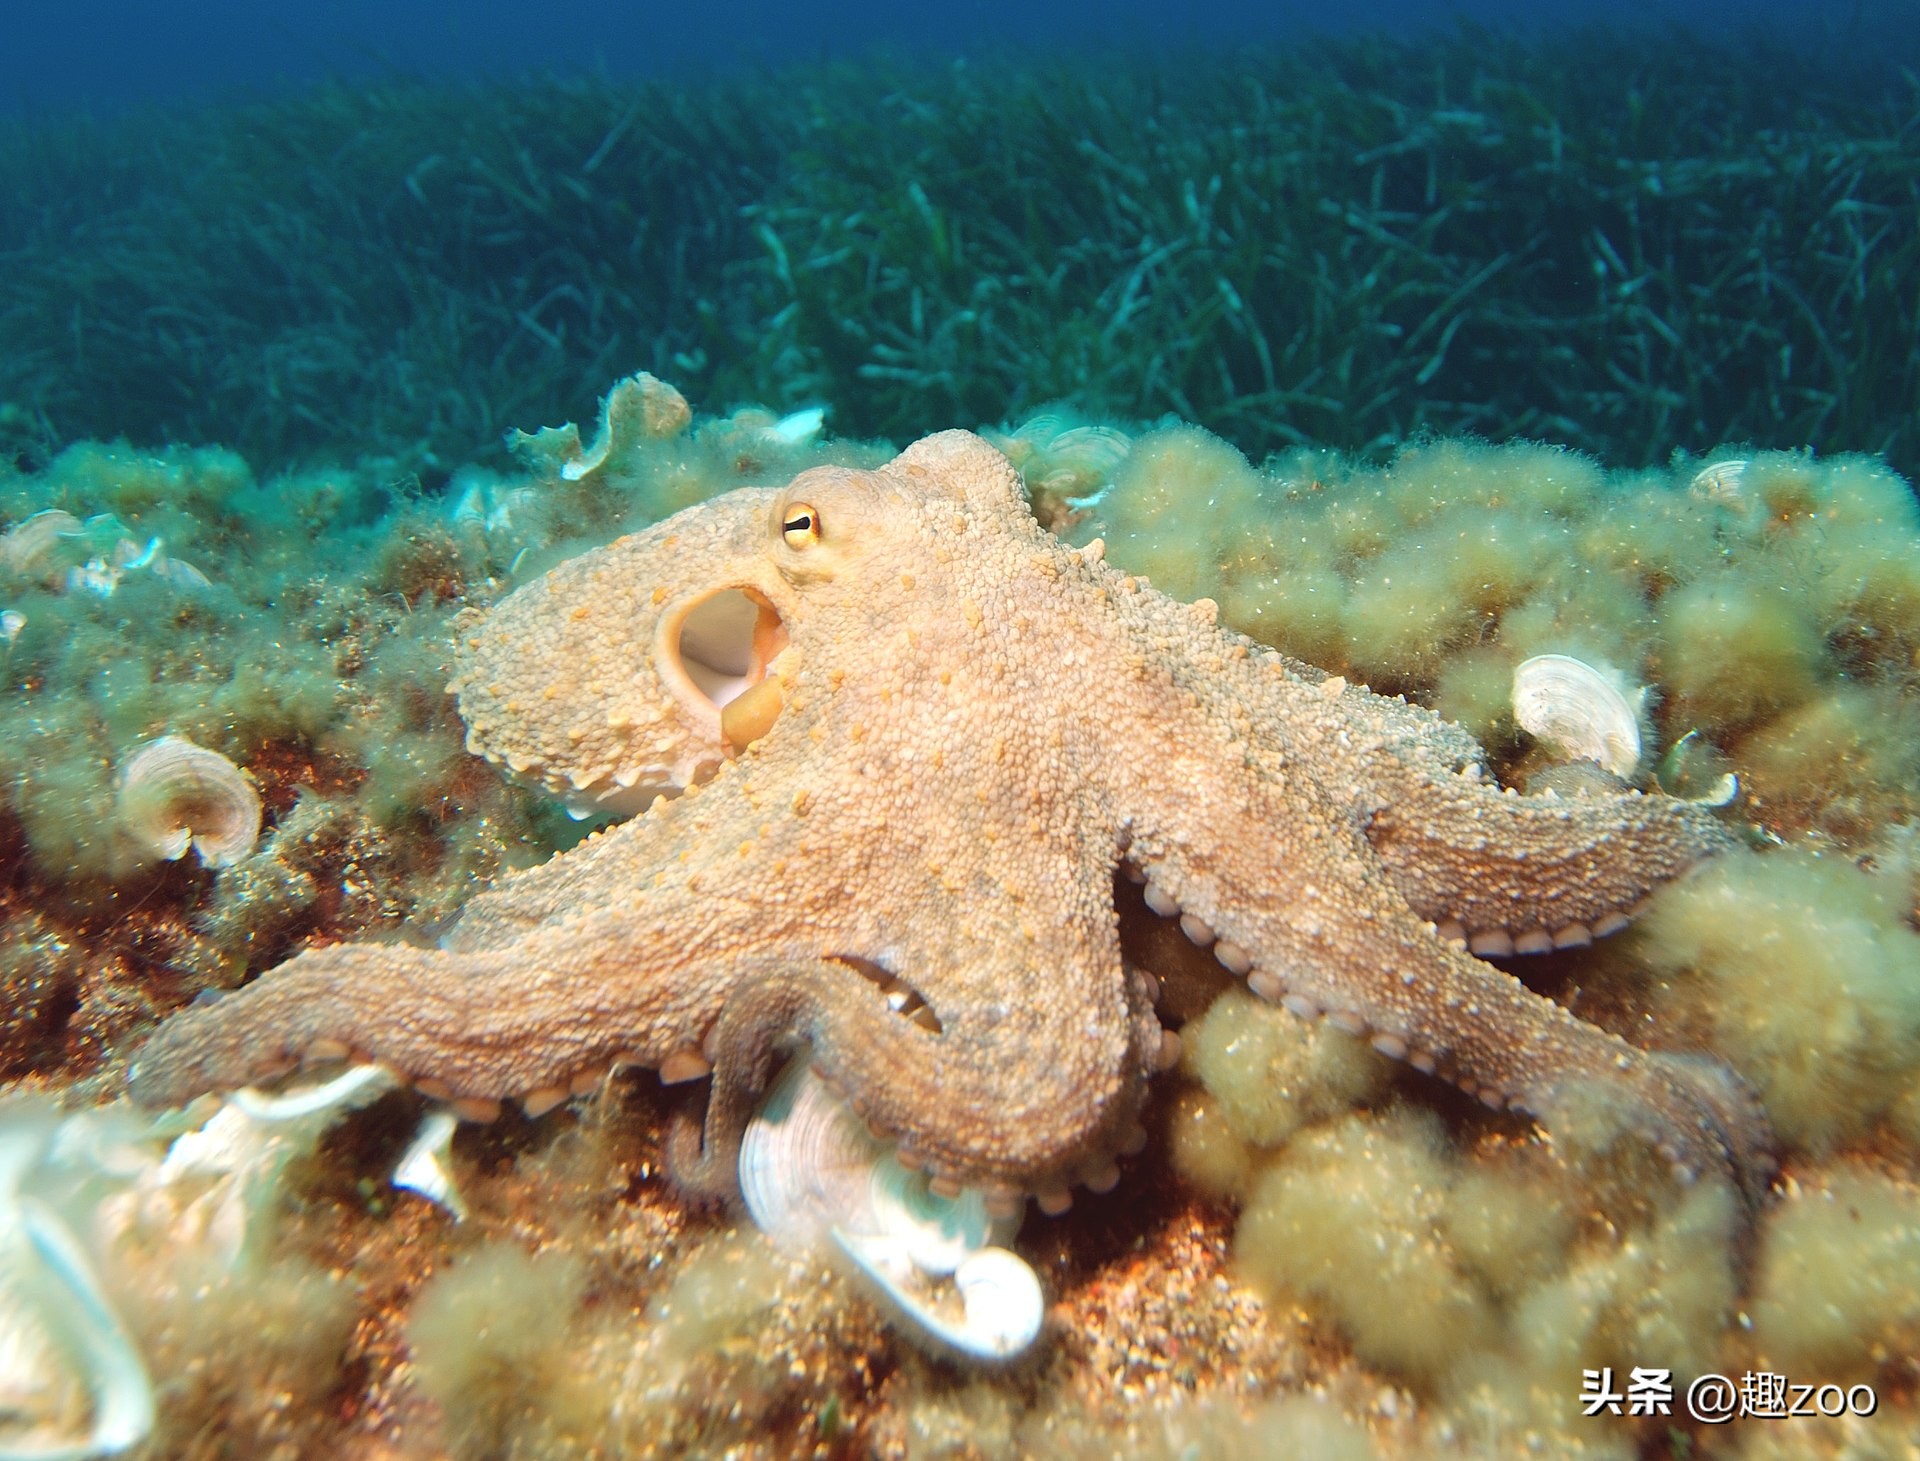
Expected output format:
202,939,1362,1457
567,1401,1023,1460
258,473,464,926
7,0,1914,117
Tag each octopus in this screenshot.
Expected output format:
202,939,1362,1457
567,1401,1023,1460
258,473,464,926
129,431,1770,1216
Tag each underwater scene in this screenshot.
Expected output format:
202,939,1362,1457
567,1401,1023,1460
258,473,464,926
3,9,1920,1460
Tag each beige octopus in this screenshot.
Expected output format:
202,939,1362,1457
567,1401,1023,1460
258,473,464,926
131,432,1769,1215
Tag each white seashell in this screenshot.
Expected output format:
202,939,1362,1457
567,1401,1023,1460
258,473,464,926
1688,458,1749,505
447,469,537,537
559,372,692,480
65,558,121,598
740,1061,1041,1360
950,1249,1046,1357
739,1060,1000,1259
0,1102,155,1460
117,736,263,869
849,1150,992,1277
449,479,488,529
0,1197,155,1460
150,554,212,592
0,1073,400,1461
159,1065,398,1264
226,1063,394,1125
1005,411,1071,450
391,1109,467,1221
0,510,83,577
834,1236,1045,1362
1511,654,1644,779
767,407,826,445
1043,424,1131,478
1032,425,1132,507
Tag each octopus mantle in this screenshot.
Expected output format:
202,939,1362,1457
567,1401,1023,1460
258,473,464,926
130,431,1767,1214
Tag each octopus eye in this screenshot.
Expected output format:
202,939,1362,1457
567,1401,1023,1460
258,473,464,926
780,503,820,550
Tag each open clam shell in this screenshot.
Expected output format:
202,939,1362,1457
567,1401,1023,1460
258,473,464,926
739,1061,1043,1360
116,736,262,869
1511,653,1645,780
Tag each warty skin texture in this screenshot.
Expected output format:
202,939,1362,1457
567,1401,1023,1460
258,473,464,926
129,431,1769,1210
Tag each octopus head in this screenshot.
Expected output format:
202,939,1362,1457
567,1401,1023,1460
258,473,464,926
448,486,796,816
448,433,1028,816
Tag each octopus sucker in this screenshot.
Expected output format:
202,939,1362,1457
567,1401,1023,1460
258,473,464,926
658,1047,713,1084
1512,928,1556,955
1213,938,1252,974
1155,1030,1183,1070
1035,1186,1074,1216
303,1037,352,1066
129,430,1769,1230
1246,969,1286,1003
520,1084,572,1118
1178,911,1215,947
984,1187,1024,1220
569,1064,612,1096
1325,1009,1368,1037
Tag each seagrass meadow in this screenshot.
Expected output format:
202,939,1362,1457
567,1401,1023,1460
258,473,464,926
3,20,1920,1461
1,25,1916,480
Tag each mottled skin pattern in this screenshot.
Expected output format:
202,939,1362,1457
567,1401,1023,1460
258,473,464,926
130,432,1769,1211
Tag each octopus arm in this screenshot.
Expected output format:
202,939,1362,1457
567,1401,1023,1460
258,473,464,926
1229,876,1771,1211
1364,775,1737,947
127,907,727,1112
677,934,1162,1203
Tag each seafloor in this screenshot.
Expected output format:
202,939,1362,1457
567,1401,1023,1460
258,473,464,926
4,24,1920,1461
3,380,1918,1460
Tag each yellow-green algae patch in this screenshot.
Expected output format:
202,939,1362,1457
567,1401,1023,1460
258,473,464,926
1233,1108,1506,1383
1055,424,1920,839
1634,847,1920,1156
1750,1168,1920,1379
1183,988,1390,1152
1170,987,1390,1203
406,1241,594,1454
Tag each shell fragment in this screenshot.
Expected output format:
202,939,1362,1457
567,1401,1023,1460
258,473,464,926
739,1061,1043,1360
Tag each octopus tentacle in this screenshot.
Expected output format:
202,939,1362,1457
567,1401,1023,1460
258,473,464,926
445,707,833,958
1364,774,1736,950
129,909,737,1114
1132,845,1771,1207
677,949,1161,1202
1274,914,1768,1205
